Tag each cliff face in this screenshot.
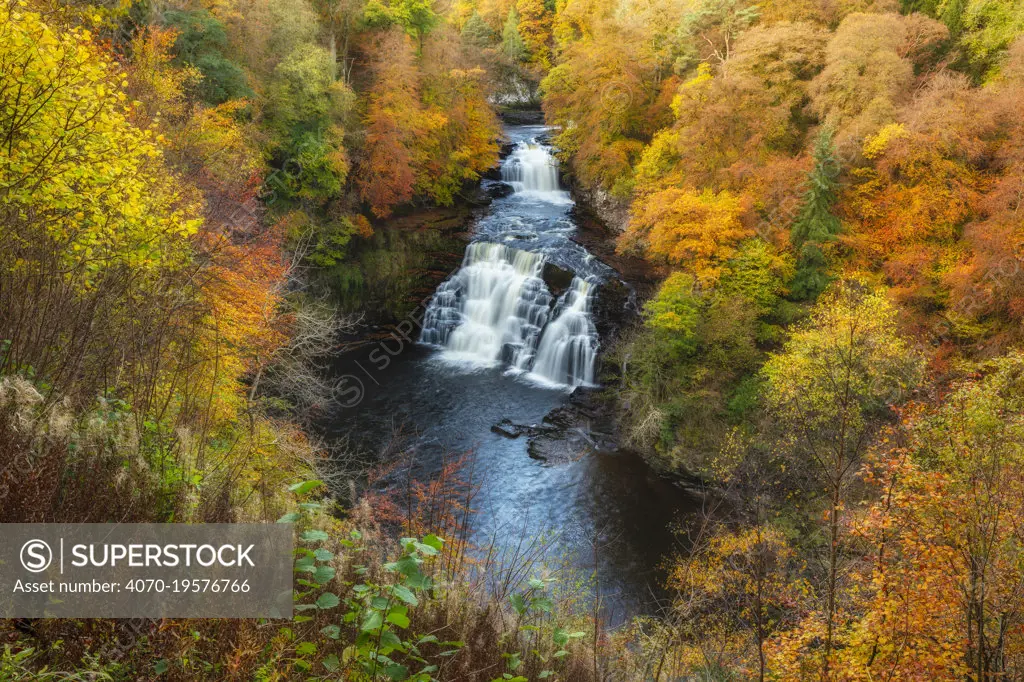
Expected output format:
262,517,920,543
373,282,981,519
566,178,631,235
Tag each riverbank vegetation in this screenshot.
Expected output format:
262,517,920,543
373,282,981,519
544,0,1024,676
3,0,1024,678
0,0,588,678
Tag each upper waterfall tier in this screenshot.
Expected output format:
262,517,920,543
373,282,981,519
501,141,571,203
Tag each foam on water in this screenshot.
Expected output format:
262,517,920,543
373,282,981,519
501,142,572,204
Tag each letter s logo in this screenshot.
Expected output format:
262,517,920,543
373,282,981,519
20,539,52,573
337,375,364,408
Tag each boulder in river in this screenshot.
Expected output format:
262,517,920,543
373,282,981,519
481,179,515,199
541,261,575,297
491,418,556,439
526,388,619,463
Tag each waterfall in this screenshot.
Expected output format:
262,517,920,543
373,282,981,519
531,278,598,387
420,242,553,370
501,141,571,203
419,134,603,389
420,244,598,388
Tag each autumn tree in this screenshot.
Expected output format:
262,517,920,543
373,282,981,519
0,4,202,401
615,255,778,475
516,0,553,68
621,187,750,284
356,27,499,217
808,12,945,153
415,48,501,205
310,0,367,81
676,0,759,70
760,282,923,676
364,0,438,51
541,12,681,196
669,524,807,680
629,22,826,230
944,47,1024,334
356,30,424,217
847,73,1000,312
825,353,1024,679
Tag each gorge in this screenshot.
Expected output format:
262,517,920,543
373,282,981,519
328,125,695,619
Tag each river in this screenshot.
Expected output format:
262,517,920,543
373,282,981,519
327,125,698,621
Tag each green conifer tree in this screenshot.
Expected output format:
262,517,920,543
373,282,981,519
461,11,495,47
502,7,528,61
790,129,842,301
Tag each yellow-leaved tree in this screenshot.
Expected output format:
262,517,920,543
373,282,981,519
0,3,203,401
761,282,924,677
619,187,750,285
0,5,202,279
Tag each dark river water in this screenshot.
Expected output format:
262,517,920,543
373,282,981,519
327,125,698,620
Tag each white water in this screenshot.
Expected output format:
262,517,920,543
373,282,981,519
501,143,572,204
420,137,600,388
530,278,597,387
420,242,552,369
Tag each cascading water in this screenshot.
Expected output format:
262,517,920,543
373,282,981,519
501,142,571,202
419,136,602,388
531,278,598,387
420,242,552,369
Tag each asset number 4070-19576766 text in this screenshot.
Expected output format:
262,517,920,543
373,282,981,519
124,579,251,593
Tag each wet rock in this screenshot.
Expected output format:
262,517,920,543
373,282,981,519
528,421,616,462
568,181,630,234
481,179,515,199
528,433,582,462
526,388,620,463
491,420,522,439
491,418,555,439
541,261,575,297
592,277,635,343
461,186,494,207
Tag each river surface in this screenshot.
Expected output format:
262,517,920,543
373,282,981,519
328,125,697,620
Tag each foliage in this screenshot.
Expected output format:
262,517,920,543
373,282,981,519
462,10,496,46
668,524,808,680
615,268,765,476
790,128,842,300
760,281,924,673
364,0,438,48
960,0,1024,78
676,0,760,70
356,29,499,217
643,272,702,353
502,6,528,61
621,187,750,285
808,12,931,153
516,0,553,68
0,5,201,281
162,9,253,104
761,282,922,445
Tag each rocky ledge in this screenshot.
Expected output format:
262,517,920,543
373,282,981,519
490,388,619,464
